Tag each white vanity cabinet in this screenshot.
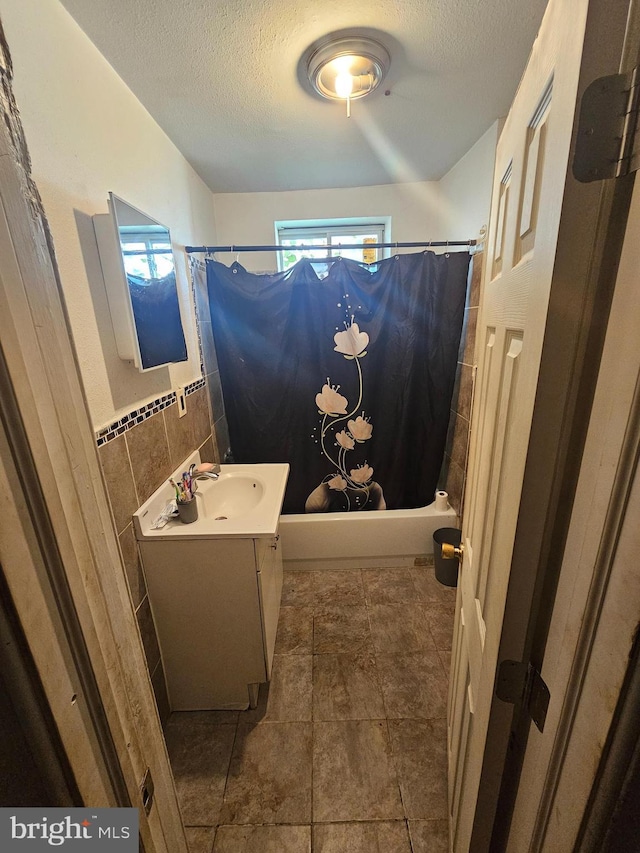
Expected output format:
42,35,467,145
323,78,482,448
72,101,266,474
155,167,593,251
139,533,283,710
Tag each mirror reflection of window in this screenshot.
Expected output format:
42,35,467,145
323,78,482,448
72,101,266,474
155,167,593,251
121,236,173,279
111,194,188,371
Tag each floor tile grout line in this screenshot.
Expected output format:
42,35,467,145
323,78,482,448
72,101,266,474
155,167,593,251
216,713,240,830
406,817,416,853
365,592,392,722
365,588,409,824
170,569,452,841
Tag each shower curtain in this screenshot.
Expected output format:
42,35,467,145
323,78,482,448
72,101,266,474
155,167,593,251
206,251,469,514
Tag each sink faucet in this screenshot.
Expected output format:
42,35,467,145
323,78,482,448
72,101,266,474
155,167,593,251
192,462,221,482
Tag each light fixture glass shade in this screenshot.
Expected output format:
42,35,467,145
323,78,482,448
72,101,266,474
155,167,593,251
307,37,390,102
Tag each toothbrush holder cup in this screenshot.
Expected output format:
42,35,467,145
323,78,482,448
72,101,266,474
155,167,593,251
177,496,198,524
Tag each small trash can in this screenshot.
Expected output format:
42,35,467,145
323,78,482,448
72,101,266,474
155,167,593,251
433,527,462,587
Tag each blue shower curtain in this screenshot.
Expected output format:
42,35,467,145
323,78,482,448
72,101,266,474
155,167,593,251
206,251,469,514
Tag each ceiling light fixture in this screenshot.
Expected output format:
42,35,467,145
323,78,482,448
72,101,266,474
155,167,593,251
306,36,390,117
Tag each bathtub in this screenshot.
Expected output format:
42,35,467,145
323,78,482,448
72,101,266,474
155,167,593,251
279,501,458,571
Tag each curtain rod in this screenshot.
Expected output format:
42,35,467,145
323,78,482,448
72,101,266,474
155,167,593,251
185,240,476,254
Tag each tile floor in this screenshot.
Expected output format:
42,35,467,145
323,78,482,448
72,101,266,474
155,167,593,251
165,563,456,853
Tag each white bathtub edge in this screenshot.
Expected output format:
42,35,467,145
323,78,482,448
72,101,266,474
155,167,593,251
279,502,458,567
282,555,419,571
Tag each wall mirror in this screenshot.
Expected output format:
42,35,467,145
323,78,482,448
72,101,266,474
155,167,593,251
94,193,188,372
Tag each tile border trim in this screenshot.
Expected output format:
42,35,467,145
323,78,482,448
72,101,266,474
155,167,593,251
95,377,206,447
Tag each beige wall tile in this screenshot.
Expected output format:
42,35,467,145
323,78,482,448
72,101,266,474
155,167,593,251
199,434,218,464
461,307,478,366
201,321,219,375
208,370,225,422
190,386,212,448
118,523,146,610
192,265,210,321
163,400,195,470
151,660,171,728
445,459,464,514
136,595,161,674
125,412,172,504
98,434,138,534
214,416,231,459
443,408,456,460
450,412,470,473
468,250,483,308
455,363,473,420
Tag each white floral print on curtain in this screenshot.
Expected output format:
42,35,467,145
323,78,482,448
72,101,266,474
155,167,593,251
305,319,386,512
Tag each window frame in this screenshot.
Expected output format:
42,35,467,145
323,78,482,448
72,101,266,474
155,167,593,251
275,220,389,272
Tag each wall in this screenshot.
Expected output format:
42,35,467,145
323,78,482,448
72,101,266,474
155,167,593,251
191,261,231,461
0,0,223,725
211,121,498,273
435,128,498,515
440,253,483,514
212,181,447,272
97,386,218,726
439,122,499,242
437,133,498,516
0,0,217,432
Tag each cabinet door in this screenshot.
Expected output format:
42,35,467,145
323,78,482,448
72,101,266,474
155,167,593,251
141,538,266,710
256,535,283,679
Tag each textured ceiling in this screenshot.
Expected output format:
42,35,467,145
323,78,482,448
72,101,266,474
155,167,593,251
60,0,548,193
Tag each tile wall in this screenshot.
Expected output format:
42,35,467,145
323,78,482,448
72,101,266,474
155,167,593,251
191,260,231,461
97,260,225,727
440,251,483,516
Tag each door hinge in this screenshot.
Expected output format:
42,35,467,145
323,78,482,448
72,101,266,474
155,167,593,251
573,66,640,182
496,659,550,733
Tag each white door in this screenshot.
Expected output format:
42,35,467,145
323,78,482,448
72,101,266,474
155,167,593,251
447,0,595,848
506,150,640,853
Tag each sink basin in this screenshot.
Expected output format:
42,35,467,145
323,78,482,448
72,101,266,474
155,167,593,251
133,452,289,540
198,473,265,519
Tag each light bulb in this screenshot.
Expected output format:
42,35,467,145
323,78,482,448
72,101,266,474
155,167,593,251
335,70,354,99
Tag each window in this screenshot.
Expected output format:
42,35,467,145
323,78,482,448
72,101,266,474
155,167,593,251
276,222,387,273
